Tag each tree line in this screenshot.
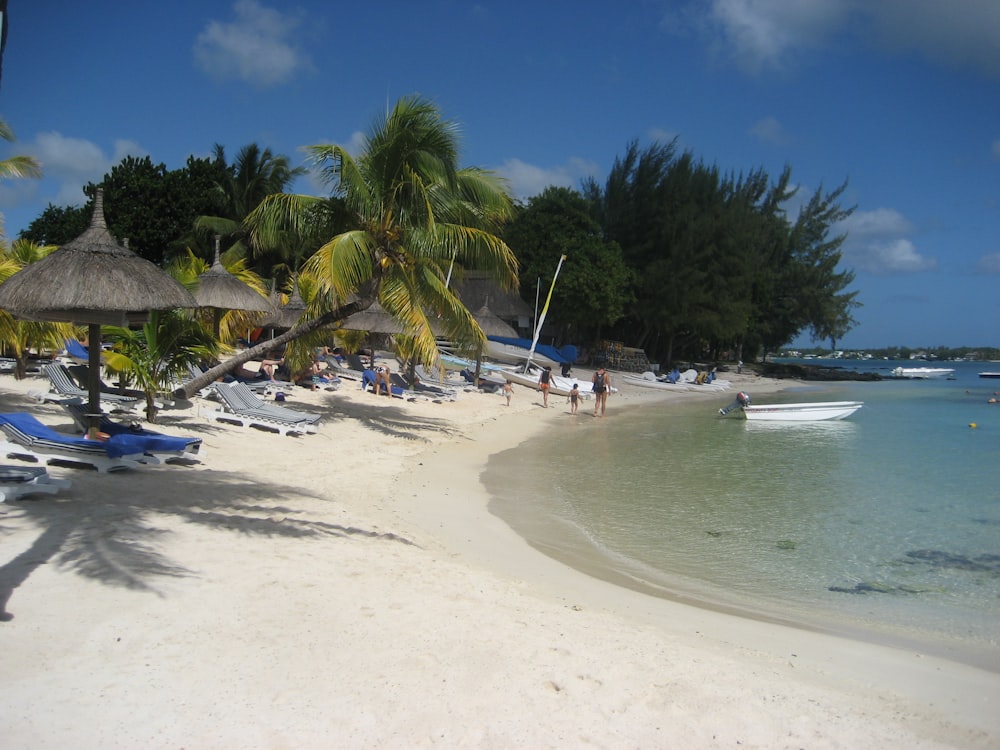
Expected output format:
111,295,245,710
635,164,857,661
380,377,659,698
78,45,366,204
505,140,859,366
13,103,859,372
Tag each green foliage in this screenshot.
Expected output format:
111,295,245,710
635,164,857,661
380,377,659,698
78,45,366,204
103,310,219,422
581,140,860,364
0,239,76,377
20,203,90,245
504,187,632,342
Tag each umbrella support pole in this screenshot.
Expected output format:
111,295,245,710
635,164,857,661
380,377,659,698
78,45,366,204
87,324,104,440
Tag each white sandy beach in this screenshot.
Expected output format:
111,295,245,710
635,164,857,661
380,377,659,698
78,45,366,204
1,367,997,749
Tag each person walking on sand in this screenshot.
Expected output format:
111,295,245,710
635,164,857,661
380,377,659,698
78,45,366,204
568,382,580,414
592,366,611,417
538,366,553,408
502,381,513,406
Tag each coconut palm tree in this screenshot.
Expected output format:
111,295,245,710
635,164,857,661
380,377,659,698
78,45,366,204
178,95,518,398
0,118,43,237
103,310,219,422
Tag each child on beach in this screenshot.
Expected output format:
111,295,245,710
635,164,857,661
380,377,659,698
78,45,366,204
568,383,580,414
502,381,513,406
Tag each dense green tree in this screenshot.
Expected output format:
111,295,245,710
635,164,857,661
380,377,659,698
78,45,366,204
179,96,519,397
89,155,228,265
20,203,89,245
584,139,858,364
504,187,632,344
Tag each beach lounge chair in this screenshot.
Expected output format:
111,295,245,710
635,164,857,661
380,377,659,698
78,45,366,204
67,364,151,402
0,465,72,502
38,363,141,412
201,382,320,436
0,412,145,473
60,402,202,464
62,337,92,365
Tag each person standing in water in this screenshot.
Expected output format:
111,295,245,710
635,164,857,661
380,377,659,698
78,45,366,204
568,383,580,414
592,366,611,417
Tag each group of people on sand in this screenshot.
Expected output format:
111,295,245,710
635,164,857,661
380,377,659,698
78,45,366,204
531,364,612,417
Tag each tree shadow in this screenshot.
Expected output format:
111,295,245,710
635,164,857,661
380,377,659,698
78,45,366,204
0,384,461,623
0,466,416,622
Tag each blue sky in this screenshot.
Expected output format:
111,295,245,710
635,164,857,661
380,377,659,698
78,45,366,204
1,0,998,350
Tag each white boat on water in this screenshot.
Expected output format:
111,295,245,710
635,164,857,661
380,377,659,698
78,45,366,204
719,392,863,421
742,401,864,421
890,366,955,379
978,371,1000,379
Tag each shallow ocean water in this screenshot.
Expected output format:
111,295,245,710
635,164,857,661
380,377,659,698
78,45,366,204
484,360,1000,666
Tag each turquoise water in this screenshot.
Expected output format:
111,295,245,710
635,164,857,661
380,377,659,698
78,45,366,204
484,360,1000,667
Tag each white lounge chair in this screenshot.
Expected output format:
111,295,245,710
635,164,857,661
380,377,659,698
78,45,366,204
200,382,319,436
0,465,72,502
38,363,141,411
60,402,203,465
0,412,145,473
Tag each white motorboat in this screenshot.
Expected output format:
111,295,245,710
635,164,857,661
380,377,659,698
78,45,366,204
889,366,955,379
978,372,1000,379
719,392,862,421
743,401,863,421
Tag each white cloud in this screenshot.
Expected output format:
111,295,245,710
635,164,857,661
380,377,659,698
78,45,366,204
837,207,936,274
494,157,601,201
863,0,1000,80
975,252,1000,274
26,132,148,207
688,0,1000,79
848,238,937,274
837,207,913,238
749,116,789,146
704,0,849,73
194,0,308,87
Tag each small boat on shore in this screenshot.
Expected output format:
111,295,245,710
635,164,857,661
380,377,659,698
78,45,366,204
719,392,863,422
889,366,955,379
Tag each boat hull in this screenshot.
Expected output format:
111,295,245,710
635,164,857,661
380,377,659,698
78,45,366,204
484,340,564,369
978,372,1000,379
890,367,955,379
742,401,863,422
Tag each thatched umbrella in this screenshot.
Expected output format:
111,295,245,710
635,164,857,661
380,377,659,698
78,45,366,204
471,302,517,385
259,277,307,331
0,188,196,437
339,300,409,335
193,235,272,337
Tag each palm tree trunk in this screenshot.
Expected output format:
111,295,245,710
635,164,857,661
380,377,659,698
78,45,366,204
174,296,374,398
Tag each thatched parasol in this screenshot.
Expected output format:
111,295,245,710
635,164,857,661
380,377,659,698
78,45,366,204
259,278,307,331
0,188,196,436
339,300,409,335
471,302,517,384
193,235,272,336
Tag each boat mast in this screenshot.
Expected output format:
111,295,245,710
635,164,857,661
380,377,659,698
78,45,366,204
525,254,566,371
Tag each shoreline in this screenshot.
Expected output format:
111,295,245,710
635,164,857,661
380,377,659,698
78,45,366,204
1,368,998,747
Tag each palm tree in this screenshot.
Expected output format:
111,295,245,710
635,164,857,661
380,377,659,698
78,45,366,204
103,310,219,422
0,118,43,237
192,143,307,273
178,95,518,398
0,239,76,378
